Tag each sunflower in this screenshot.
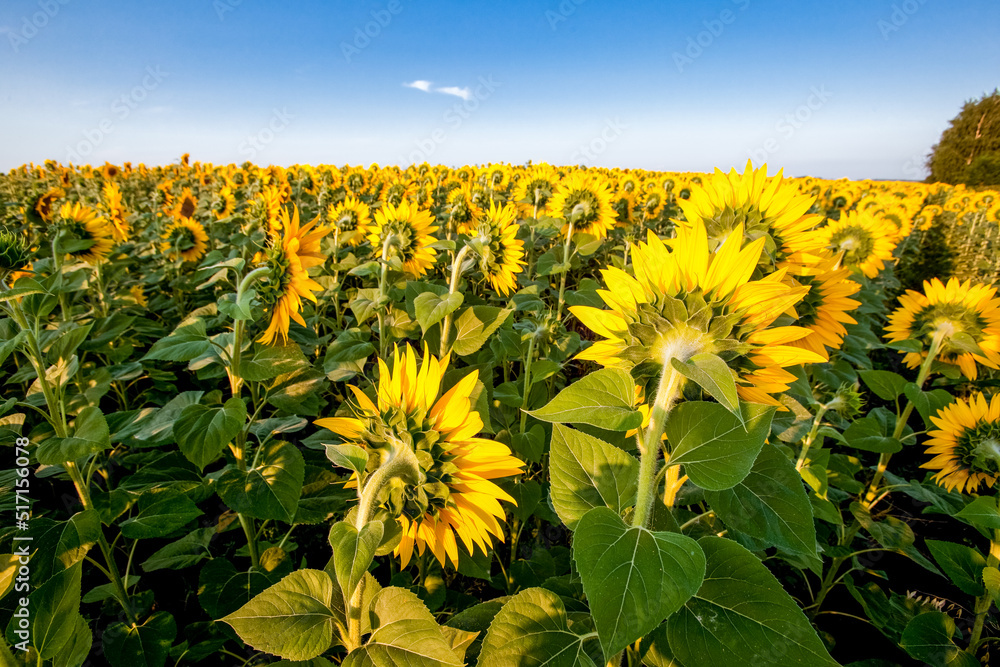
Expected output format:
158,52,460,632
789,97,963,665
161,218,209,263
101,181,130,242
171,187,199,220
33,188,64,222
446,186,483,236
368,201,438,279
922,392,1000,494
611,189,637,229
211,186,236,220
129,285,148,308
779,255,861,359
0,229,32,274
548,171,616,239
327,196,372,246
473,201,525,296
885,277,1000,380
256,185,284,233
256,206,331,345
570,220,825,407
816,210,897,279
315,344,524,568
58,202,115,264
343,167,369,196
509,164,555,219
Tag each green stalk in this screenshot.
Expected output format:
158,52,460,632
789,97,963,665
519,334,538,434
555,219,575,321
377,234,397,359
795,405,829,471
632,365,683,528
439,244,472,358
969,529,1000,649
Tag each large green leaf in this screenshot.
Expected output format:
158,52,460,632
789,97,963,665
704,445,818,564
198,558,288,619
28,562,83,659
667,537,839,667
174,397,247,470
329,521,384,605
222,569,338,661
479,587,600,667
670,353,741,421
859,370,908,401
240,343,309,382
451,306,512,357
141,527,216,573
899,611,959,666
925,540,987,596
35,406,111,464
218,440,305,522
529,368,642,431
842,413,901,453
549,423,639,530
142,320,212,361
119,489,204,539
903,383,954,430
50,613,92,667
666,402,775,491
573,507,705,659
414,291,464,334
103,612,177,667
343,587,463,666
954,495,1000,530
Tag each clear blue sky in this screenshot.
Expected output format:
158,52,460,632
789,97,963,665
1,0,998,179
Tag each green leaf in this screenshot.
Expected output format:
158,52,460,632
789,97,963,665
954,495,1000,530
222,569,337,661
666,402,775,491
414,291,464,334
35,406,111,464
329,520,384,604
530,368,642,432
103,612,177,667
842,414,901,453
142,320,212,361
899,611,959,666
119,489,204,539
325,444,369,477
174,397,247,471
26,562,83,659
925,540,987,596
0,278,47,302
983,566,1000,605
670,353,741,421
850,503,942,575
479,587,600,667
451,306,512,357
704,445,818,565
140,527,216,573
573,507,705,659
240,343,308,382
903,383,954,430
198,558,287,619
666,537,838,667
50,613,92,667
859,370,909,401
218,440,305,522
549,423,639,530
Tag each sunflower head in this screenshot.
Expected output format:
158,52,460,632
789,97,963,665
470,201,525,296
819,210,898,279
171,187,199,220
315,344,523,568
885,277,1000,380
0,228,32,273
327,196,372,246
368,201,438,279
161,218,209,264
923,392,1000,494
58,202,115,264
548,171,616,239
33,188,64,222
513,165,557,218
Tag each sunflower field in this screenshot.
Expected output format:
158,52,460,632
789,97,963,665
2,158,1000,666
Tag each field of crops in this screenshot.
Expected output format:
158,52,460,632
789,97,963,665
2,158,1000,666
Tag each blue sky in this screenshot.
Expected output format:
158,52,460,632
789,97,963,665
1,0,998,179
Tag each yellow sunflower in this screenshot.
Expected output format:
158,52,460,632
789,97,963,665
922,392,1000,494
474,201,525,296
161,218,209,264
314,344,524,568
817,210,897,279
548,171,616,239
368,200,438,279
327,196,372,246
101,181,130,242
256,206,332,345
58,202,115,264
447,186,483,237
779,255,861,359
34,188,64,222
171,187,199,220
513,164,557,219
570,220,825,407
885,277,1000,380
211,186,236,220
256,185,284,233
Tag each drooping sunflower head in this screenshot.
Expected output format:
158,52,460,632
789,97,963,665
570,220,825,406
0,228,32,274
160,217,209,264
33,188,64,222
817,210,898,279
256,206,332,345
885,277,1000,380
326,196,371,247
58,202,115,264
472,201,525,296
314,344,524,568
548,171,616,239
368,200,438,279
923,392,1000,494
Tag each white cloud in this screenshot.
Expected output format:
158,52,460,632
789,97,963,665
435,86,472,101
404,80,433,92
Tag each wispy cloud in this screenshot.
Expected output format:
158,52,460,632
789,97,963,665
404,80,433,93
435,86,472,101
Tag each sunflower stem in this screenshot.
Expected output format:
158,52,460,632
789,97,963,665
795,404,830,471
555,219,575,321
440,243,473,358
633,365,683,528
377,233,397,359
864,328,945,507
519,334,538,434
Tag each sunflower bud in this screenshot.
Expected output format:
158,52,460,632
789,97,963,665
0,228,32,272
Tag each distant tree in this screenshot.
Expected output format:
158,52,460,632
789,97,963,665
927,89,1000,184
